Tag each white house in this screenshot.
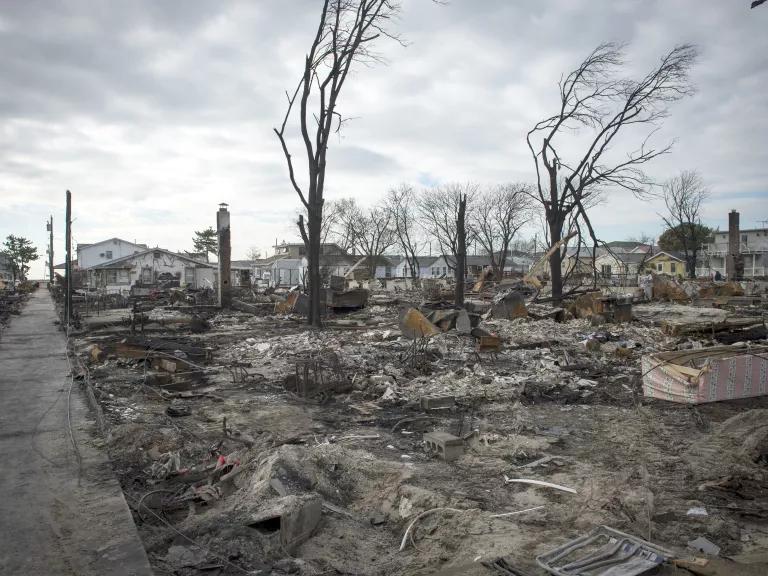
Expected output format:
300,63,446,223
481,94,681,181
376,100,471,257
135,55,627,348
76,238,147,270
0,253,13,283
374,255,402,279
271,258,304,287
699,227,768,278
391,255,439,278
503,252,534,274
88,248,215,293
428,255,493,279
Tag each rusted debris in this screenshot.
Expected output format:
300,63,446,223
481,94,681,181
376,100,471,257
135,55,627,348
274,291,301,314
399,308,441,339
326,287,369,310
652,274,690,302
491,290,527,320
284,352,350,402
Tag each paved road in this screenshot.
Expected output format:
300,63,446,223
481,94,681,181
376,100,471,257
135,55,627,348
0,290,153,575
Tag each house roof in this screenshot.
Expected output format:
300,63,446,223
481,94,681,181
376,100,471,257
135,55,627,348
90,248,214,270
713,228,767,236
617,252,651,264
383,255,404,267
77,238,147,251
644,250,685,263
270,258,303,270
230,260,255,270
435,254,493,267
415,256,439,267
388,255,438,268
605,240,652,251
53,259,78,270
319,253,357,266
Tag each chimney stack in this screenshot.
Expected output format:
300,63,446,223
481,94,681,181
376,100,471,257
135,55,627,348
217,203,232,307
726,210,741,280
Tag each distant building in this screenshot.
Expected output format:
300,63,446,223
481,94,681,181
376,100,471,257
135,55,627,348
88,248,215,293
429,255,493,279
392,256,439,278
0,252,13,283
699,226,768,279
271,241,347,260
76,238,147,270
643,251,686,278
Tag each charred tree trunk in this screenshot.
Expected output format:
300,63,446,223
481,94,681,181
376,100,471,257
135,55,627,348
455,194,467,307
548,217,563,303
307,204,323,327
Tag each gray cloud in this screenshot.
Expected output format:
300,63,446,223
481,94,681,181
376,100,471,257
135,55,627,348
1,0,766,277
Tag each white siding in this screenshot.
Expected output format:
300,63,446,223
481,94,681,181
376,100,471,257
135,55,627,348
77,239,146,270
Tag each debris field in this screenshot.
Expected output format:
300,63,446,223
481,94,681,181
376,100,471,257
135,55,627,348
65,279,768,576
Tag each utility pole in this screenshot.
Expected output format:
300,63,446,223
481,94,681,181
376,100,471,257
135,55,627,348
46,215,54,285
65,191,72,327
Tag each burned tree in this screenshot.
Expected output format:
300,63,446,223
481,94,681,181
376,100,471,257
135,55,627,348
417,182,477,307
326,197,359,253
471,183,533,278
274,0,403,327
660,170,709,278
527,42,697,301
347,202,396,277
387,184,423,279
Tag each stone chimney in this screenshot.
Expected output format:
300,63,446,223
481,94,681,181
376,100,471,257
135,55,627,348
217,203,232,307
726,210,741,280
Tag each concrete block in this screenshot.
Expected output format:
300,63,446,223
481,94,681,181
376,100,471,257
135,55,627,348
424,431,463,462
420,395,455,411
248,495,322,553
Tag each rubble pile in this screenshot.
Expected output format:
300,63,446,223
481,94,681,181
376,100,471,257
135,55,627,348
67,278,768,575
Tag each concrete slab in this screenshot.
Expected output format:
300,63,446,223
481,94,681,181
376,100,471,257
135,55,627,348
0,290,153,576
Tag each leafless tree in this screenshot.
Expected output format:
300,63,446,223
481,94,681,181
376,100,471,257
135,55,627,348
626,232,655,247
326,197,359,253
659,170,709,278
274,0,403,327
347,202,396,277
526,42,697,301
246,246,262,261
417,182,478,306
386,184,423,279
472,183,533,278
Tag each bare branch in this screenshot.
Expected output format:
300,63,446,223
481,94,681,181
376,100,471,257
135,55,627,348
526,41,697,299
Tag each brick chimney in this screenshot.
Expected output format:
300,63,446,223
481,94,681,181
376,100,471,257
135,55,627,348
726,209,740,280
217,203,232,307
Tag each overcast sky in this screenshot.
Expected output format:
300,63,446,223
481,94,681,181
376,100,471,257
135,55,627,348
1,0,766,277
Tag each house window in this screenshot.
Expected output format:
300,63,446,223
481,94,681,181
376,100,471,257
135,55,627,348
670,262,677,273
105,250,112,259
742,234,748,243
385,266,391,278
442,267,447,275
601,264,611,278
105,270,117,284
657,263,663,272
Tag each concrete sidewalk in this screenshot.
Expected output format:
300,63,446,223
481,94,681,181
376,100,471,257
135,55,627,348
0,290,153,575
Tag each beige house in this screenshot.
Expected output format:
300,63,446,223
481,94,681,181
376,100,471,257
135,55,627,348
642,251,686,278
